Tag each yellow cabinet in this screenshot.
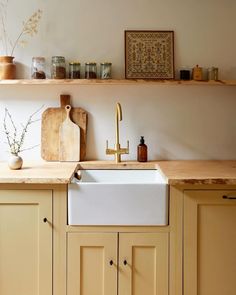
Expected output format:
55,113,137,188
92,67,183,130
67,233,118,295
184,190,236,295
119,233,168,295
67,232,168,295
0,189,52,295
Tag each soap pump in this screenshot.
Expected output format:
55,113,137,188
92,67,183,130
137,136,148,162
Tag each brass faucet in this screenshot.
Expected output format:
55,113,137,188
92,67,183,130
106,102,129,163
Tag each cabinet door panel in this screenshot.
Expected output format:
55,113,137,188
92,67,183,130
184,190,236,295
119,233,168,295
0,190,52,295
67,233,117,295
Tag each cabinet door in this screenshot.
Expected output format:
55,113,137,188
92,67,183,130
67,233,118,295
184,190,236,295
119,233,168,295
0,189,52,295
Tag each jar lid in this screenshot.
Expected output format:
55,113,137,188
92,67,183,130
52,56,65,61
100,62,112,65
32,56,45,61
85,62,96,65
69,61,80,65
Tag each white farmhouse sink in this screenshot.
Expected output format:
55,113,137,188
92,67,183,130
68,169,168,226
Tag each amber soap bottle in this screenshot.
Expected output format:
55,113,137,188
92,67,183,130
137,136,148,162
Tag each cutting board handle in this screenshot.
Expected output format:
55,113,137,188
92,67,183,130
60,94,71,107
65,105,72,120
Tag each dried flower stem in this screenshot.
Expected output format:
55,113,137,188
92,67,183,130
0,2,42,56
10,9,42,56
0,0,8,54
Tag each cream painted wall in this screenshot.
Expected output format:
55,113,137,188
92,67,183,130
0,0,236,161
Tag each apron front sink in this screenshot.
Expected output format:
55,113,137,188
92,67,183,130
68,169,168,226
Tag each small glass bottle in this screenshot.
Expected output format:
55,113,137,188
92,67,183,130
51,56,66,79
31,57,46,79
100,62,112,79
69,62,80,79
84,62,97,79
137,136,148,162
192,65,203,81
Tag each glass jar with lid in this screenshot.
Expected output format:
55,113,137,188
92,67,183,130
31,57,46,79
84,62,97,79
100,62,112,79
69,61,80,79
51,56,66,79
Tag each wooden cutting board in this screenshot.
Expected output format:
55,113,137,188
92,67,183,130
59,105,81,162
41,95,87,161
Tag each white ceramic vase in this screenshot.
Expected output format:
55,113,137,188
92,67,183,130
8,154,23,170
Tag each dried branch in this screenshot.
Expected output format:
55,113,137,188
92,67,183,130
3,105,44,155
3,108,12,151
20,144,39,153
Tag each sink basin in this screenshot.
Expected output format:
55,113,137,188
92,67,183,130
68,169,168,226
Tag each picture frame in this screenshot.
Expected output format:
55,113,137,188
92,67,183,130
125,30,174,79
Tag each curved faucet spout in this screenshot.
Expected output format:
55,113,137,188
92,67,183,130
116,103,122,121
116,103,122,145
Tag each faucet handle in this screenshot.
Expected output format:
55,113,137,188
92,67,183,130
106,140,115,155
124,140,129,153
119,140,129,155
125,140,129,154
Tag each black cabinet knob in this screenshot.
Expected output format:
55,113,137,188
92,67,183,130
43,218,47,223
223,195,236,200
124,260,127,265
109,260,113,266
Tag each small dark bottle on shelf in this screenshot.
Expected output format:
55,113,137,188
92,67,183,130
137,136,148,162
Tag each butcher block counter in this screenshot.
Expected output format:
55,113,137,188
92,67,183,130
0,160,236,184
0,161,79,184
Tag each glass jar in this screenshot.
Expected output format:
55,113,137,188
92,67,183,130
69,62,80,79
208,67,218,81
31,57,46,79
51,56,66,79
84,62,97,79
100,62,112,79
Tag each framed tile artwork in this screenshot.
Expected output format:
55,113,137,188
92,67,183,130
125,30,174,79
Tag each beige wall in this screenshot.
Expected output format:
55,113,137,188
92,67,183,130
0,0,236,161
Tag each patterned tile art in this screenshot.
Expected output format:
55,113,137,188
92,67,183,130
125,31,174,79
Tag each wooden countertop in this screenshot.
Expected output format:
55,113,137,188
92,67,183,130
0,160,236,185
157,160,236,185
0,161,79,184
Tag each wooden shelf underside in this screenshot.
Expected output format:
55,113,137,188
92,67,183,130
0,79,236,86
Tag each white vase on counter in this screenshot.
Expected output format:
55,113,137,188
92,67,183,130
8,154,23,170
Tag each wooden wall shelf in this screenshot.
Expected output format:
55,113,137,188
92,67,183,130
0,79,236,86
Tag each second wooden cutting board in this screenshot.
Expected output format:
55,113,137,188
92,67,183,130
59,105,81,161
41,95,88,161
